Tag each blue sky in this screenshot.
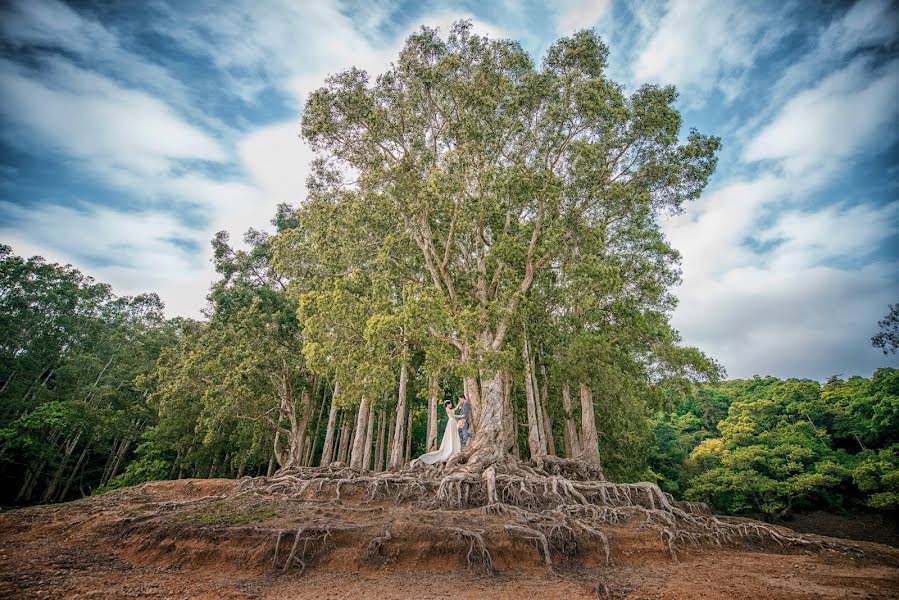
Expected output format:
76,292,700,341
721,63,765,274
0,0,897,380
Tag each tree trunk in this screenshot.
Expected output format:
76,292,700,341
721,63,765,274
42,430,83,503
538,357,556,456
349,395,370,470
578,382,601,469
363,401,375,470
404,407,413,464
386,405,395,470
319,383,339,467
58,443,90,502
562,382,581,458
336,411,351,464
426,375,439,452
389,362,408,469
295,386,313,465
465,368,508,464
463,375,482,431
501,369,515,452
306,382,328,466
522,337,545,459
375,406,386,472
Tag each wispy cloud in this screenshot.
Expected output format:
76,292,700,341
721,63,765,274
0,58,226,180
553,0,611,34
744,57,899,174
633,0,793,103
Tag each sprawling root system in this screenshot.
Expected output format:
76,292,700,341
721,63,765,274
214,456,870,577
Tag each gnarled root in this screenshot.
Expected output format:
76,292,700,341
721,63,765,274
362,528,392,566
448,527,494,575
237,460,868,579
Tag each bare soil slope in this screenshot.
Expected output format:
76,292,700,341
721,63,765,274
1,477,897,599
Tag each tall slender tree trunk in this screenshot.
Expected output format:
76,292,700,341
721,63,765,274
294,386,313,466
267,435,278,477
58,443,90,502
538,357,556,456
306,383,328,466
404,408,413,464
522,337,545,459
349,395,370,470
363,402,375,470
336,411,352,464
389,363,408,469
319,383,339,467
561,382,581,458
375,406,386,472
501,369,515,452
386,406,395,470
578,382,601,469
426,375,439,452
42,430,82,503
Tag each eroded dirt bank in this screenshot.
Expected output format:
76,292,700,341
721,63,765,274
1,478,897,599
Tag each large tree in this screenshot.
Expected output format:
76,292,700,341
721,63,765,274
300,22,719,467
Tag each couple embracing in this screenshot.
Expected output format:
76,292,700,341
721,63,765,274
411,396,471,466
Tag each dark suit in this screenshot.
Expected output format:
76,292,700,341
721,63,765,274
455,401,472,447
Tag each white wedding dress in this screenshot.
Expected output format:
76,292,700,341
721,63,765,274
411,408,461,466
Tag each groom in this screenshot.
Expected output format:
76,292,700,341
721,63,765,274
454,396,472,448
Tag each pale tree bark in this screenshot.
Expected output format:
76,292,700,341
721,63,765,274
305,385,327,466
58,443,89,502
363,402,375,470
466,368,507,462
375,406,386,472
538,358,556,456
319,382,339,467
501,369,515,452
336,411,351,464
426,375,439,451
404,408,413,464
349,395,370,470
462,374,482,432
389,363,409,469
267,434,278,476
522,337,545,459
578,382,601,469
530,351,548,457
386,405,396,469
561,382,581,458
41,430,82,503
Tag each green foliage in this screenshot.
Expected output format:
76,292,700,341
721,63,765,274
0,244,178,504
649,371,899,518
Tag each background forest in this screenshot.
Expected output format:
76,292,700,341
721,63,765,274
1,238,896,519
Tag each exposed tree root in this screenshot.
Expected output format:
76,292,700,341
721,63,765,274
229,458,871,579
448,527,494,575
362,528,392,566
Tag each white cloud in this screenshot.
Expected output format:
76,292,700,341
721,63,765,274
743,57,899,173
554,0,611,33
0,201,212,316
0,0,195,113
0,58,226,179
633,0,791,103
754,201,899,270
672,261,896,379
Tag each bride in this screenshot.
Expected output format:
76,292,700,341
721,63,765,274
411,400,461,466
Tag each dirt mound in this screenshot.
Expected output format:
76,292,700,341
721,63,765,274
1,475,898,599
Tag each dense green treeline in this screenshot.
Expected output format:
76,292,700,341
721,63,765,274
1,239,896,520
0,245,177,504
649,372,899,517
